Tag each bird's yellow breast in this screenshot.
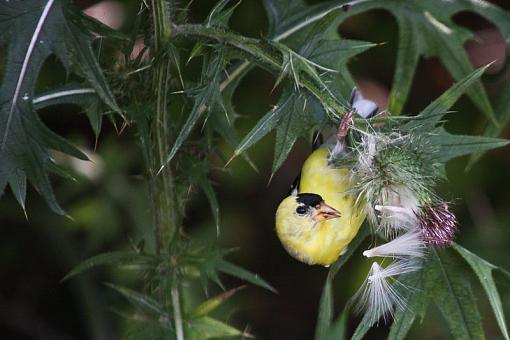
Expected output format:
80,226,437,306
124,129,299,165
277,148,365,265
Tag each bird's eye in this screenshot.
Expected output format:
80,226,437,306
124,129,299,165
296,206,308,215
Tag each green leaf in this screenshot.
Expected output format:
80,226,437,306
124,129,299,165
272,93,323,174
314,277,333,340
33,85,103,138
180,155,221,235
388,16,422,115
160,50,226,170
262,0,309,39
265,0,505,121
325,310,348,340
427,248,485,340
185,316,247,340
63,251,155,281
206,0,240,28
388,270,429,340
188,285,246,319
351,307,381,340
231,93,293,161
106,283,165,316
405,65,490,131
453,244,509,340
217,260,277,293
0,0,119,213
428,129,509,163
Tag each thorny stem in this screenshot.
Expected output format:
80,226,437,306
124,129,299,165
150,1,185,339
150,0,176,254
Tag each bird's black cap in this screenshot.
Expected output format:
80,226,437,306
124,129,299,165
296,193,323,207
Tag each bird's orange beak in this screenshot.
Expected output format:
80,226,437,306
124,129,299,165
313,202,341,222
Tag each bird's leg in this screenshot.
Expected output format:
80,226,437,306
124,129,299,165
329,110,354,162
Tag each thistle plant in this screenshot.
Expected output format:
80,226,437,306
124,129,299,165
1,0,510,339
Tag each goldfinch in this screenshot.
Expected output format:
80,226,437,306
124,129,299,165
275,88,377,266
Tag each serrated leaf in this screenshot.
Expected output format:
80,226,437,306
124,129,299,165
63,251,155,281
0,0,119,213
453,244,509,340
405,65,490,131
206,0,240,28
217,260,277,293
160,50,226,170
106,283,165,317
388,16,422,115
267,0,504,121
272,93,323,174
33,85,103,138
427,248,485,340
262,0,309,39
185,316,246,340
231,93,293,161
428,130,509,163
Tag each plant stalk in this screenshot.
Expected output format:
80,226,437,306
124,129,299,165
149,2,185,339
150,0,176,255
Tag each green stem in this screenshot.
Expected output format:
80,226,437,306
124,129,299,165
150,0,177,254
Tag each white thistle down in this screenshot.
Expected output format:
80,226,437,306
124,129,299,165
363,229,425,259
372,185,421,237
356,260,420,324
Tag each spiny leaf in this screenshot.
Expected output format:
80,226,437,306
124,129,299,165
63,251,155,281
388,15,422,115
405,65,490,131
106,283,165,317
217,260,277,293
274,0,501,122
0,0,119,213
206,0,240,28
428,129,509,163
33,85,103,138
453,244,509,340
230,93,293,162
180,155,220,235
160,49,226,170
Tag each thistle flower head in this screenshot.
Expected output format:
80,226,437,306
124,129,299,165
418,203,458,246
352,129,439,237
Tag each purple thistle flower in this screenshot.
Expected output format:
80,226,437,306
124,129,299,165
418,203,458,246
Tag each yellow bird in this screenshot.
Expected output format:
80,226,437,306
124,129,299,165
275,89,375,266
275,147,365,266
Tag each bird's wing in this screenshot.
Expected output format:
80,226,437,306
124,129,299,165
289,171,301,196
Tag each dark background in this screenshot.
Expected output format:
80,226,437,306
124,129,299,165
1,0,510,339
